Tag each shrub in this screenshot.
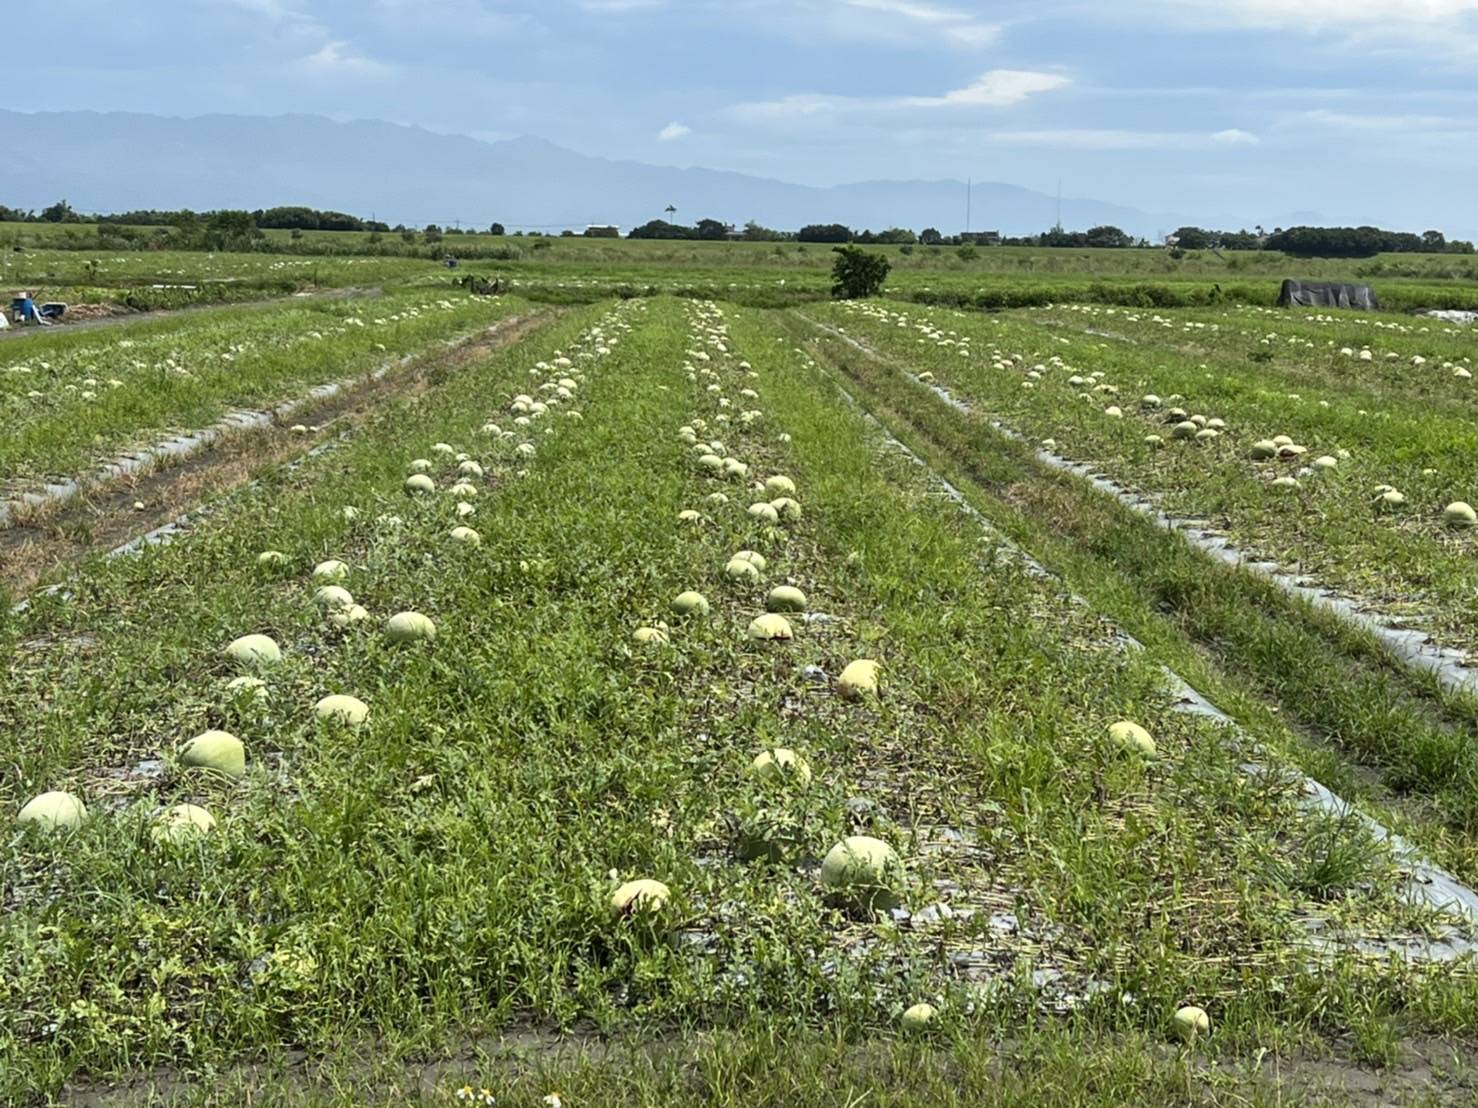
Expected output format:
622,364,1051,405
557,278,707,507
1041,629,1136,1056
831,245,891,300
798,223,853,244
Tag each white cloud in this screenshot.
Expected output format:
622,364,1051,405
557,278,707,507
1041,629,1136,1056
731,69,1068,122
297,41,393,78
222,0,303,19
579,0,665,9
1298,109,1461,130
220,0,326,37
845,0,956,20
988,129,1183,150
1116,0,1478,52
903,70,1069,107
657,121,691,141
1168,0,1478,29
989,128,1261,150
841,0,1001,47
371,0,541,38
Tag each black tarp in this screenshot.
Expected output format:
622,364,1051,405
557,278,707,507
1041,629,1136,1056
1277,280,1380,310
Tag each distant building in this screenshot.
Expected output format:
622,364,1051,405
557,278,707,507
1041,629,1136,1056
959,231,1001,246
584,225,620,238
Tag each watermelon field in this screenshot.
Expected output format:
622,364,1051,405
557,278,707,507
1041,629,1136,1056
0,291,529,485
5,256,1478,1104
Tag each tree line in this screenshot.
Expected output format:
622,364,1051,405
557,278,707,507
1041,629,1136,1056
1,201,393,233
1170,224,1473,255
4,200,1473,259
629,219,964,244
0,201,526,252
631,217,1476,257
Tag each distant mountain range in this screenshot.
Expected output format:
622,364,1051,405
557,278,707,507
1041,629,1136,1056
0,110,1280,239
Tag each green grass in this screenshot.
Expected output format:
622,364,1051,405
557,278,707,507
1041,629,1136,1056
10,221,1478,280
58,1023,1476,1106
10,229,1478,317
808,299,1478,662
0,246,438,310
0,289,527,483
782,305,1478,882
6,296,1478,1104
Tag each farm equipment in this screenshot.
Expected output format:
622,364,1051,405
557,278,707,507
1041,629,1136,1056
7,293,66,325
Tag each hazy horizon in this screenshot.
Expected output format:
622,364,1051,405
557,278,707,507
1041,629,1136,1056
9,1,1478,235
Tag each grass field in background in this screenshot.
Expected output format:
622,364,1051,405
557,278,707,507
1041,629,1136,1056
9,221,1478,313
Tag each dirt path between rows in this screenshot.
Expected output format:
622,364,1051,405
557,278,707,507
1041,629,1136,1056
53,1026,1478,1107
0,285,383,343
1,310,554,595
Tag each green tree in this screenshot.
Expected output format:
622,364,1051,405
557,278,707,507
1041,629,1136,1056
1084,225,1132,248
1171,226,1217,250
919,227,943,246
1264,226,1390,258
831,245,891,299
40,199,76,223
874,227,918,245
798,223,852,244
196,210,262,250
742,221,784,242
628,219,693,239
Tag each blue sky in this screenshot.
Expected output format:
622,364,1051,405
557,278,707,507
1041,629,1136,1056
14,0,1478,233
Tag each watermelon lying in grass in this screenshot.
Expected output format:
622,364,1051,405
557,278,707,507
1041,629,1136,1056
17,791,87,832
820,836,904,912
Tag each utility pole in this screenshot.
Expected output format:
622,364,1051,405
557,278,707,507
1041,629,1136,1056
966,178,972,235
1055,178,1063,232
